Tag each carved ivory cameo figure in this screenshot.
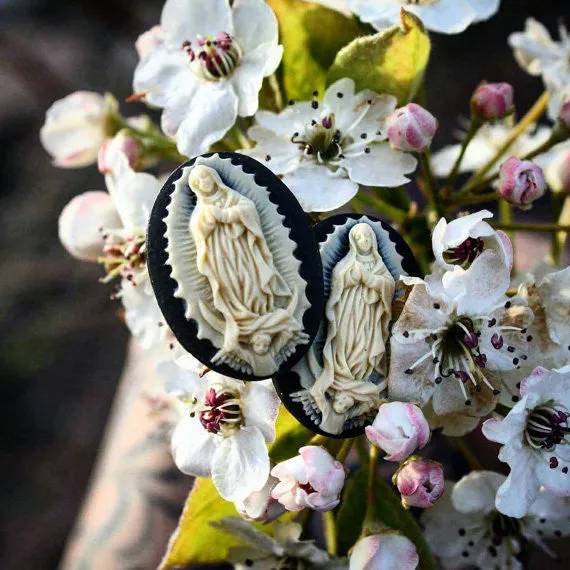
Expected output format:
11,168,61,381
188,165,309,375
300,224,395,434
274,214,419,437
147,153,323,381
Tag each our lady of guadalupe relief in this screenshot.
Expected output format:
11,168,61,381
275,214,420,437
146,152,324,380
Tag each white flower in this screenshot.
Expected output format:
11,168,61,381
431,122,551,179
56,149,182,354
162,362,279,501
348,0,500,35
365,402,430,462
234,474,284,522
98,131,141,174
349,533,419,570
388,278,533,433
40,91,116,168
423,470,570,569
482,367,570,517
243,78,417,212
133,0,282,157
212,517,345,570
271,446,346,512
429,211,513,314
509,18,570,88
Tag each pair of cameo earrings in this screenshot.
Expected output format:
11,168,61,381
147,153,419,438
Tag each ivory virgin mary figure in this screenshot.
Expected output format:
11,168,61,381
309,223,395,433
188,165,308,376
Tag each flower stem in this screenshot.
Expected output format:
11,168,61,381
352,193,407,224
336,439,354,464
419,151,441,224
491,221,570,232
460,91,550,193
499,199,513,243
452,437,482,470
552,195,570,264
445,117,482,190
323,511,338,555
364,445,379,524
268,73,285,111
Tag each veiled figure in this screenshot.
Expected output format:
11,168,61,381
310,223,395,433
188,165,308,376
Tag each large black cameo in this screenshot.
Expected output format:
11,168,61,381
147,152,324,381
274,213,420,438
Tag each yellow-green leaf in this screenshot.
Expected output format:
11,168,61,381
267,0,361,102
327,9,430,105
270,405,313,463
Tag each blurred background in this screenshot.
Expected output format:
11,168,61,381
0,0,565,568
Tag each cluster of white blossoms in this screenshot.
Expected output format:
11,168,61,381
39,0,570,568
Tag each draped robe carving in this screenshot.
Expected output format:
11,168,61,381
309,223,395,433
188,165,308,376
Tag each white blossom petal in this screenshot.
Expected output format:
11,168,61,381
212,426,270,501
172,416,217,477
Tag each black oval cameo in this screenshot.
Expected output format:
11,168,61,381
146,152,324,381
274,213,421,438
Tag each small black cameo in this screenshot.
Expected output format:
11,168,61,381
274,213,420,438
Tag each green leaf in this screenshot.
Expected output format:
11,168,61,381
336,469,367,556
267,0,361,101
270,406,313,463
327,9,430,105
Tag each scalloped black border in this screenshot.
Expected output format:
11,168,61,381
273,213,421,438
146,152,325,381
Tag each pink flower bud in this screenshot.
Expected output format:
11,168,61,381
349,533,419,570
386,103,438,153
471,82,514,121
546,148,570,194
365,402,430,462
40,91,116,168
558,99,570,132
58,191,121,261
270,446,346,512
98,131,141,174
393,457,444,509
498,156,546,210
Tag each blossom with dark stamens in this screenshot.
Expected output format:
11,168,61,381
389,277,532,435
242,77,417,212
483,367,570,517
423,470,570,569
161,362,279,502
133,0,283,157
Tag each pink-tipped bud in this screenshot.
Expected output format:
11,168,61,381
393,457,444,509
471,82,514,121
365,402,430,462
546,148,570,194
135,25,164,59
386,103,438,153
349,533,419,570
558,99,570,133
58,191,121,261
270,446,346,512
98,131,141,174
498,156,546,210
